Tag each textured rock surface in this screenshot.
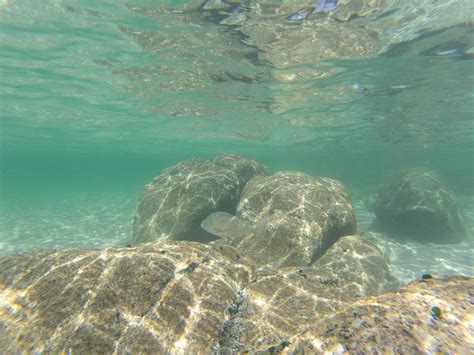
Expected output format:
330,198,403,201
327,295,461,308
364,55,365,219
312,235,400,296
132,153,267,245
235,171,356,267
0,240,253,353
1,238,471,353
232,235,399,351
289,274,474,354
374,169,468,243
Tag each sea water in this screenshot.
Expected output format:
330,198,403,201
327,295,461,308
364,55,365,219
0,0,473,283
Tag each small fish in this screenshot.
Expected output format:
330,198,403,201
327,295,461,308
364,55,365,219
200,211,267,244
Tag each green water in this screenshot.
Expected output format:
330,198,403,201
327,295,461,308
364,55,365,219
1,0,473,281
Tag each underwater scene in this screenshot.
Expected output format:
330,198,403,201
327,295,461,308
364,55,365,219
0,0,473,352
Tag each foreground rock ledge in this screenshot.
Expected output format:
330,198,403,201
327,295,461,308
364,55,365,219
290,274,473,354
0,241,253,353
0,240,472,353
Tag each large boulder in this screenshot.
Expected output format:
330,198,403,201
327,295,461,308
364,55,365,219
289,274,473,354
221,273,473,353
227,234,398,351
0,240,254,353
1,239,470,353
312,235,399,296
0,234,398,354
132,153,267,245
234,171,357,267
374,169,468,243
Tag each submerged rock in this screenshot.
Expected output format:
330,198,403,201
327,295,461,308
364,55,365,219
234,171,356,267
0,240,253,353
132,153,267,245
234,234,399,348
289,274,474,354
1,241,469,353
374,169,468,243
312,235,399,295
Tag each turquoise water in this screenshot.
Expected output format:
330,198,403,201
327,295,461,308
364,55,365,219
1,0,473,282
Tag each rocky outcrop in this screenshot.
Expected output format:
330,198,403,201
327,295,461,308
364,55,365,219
229,234,399,351
0,240,254,353
289,274,473,354
0,240,470,353
374,169,468,243
2,154,471,353
312,235,399,296
234,171,356,267
132,153,267,245
0,234,396,353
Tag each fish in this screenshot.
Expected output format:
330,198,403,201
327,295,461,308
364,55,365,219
200,211,267,244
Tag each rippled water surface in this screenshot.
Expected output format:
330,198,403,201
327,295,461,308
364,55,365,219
1,0,473,282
